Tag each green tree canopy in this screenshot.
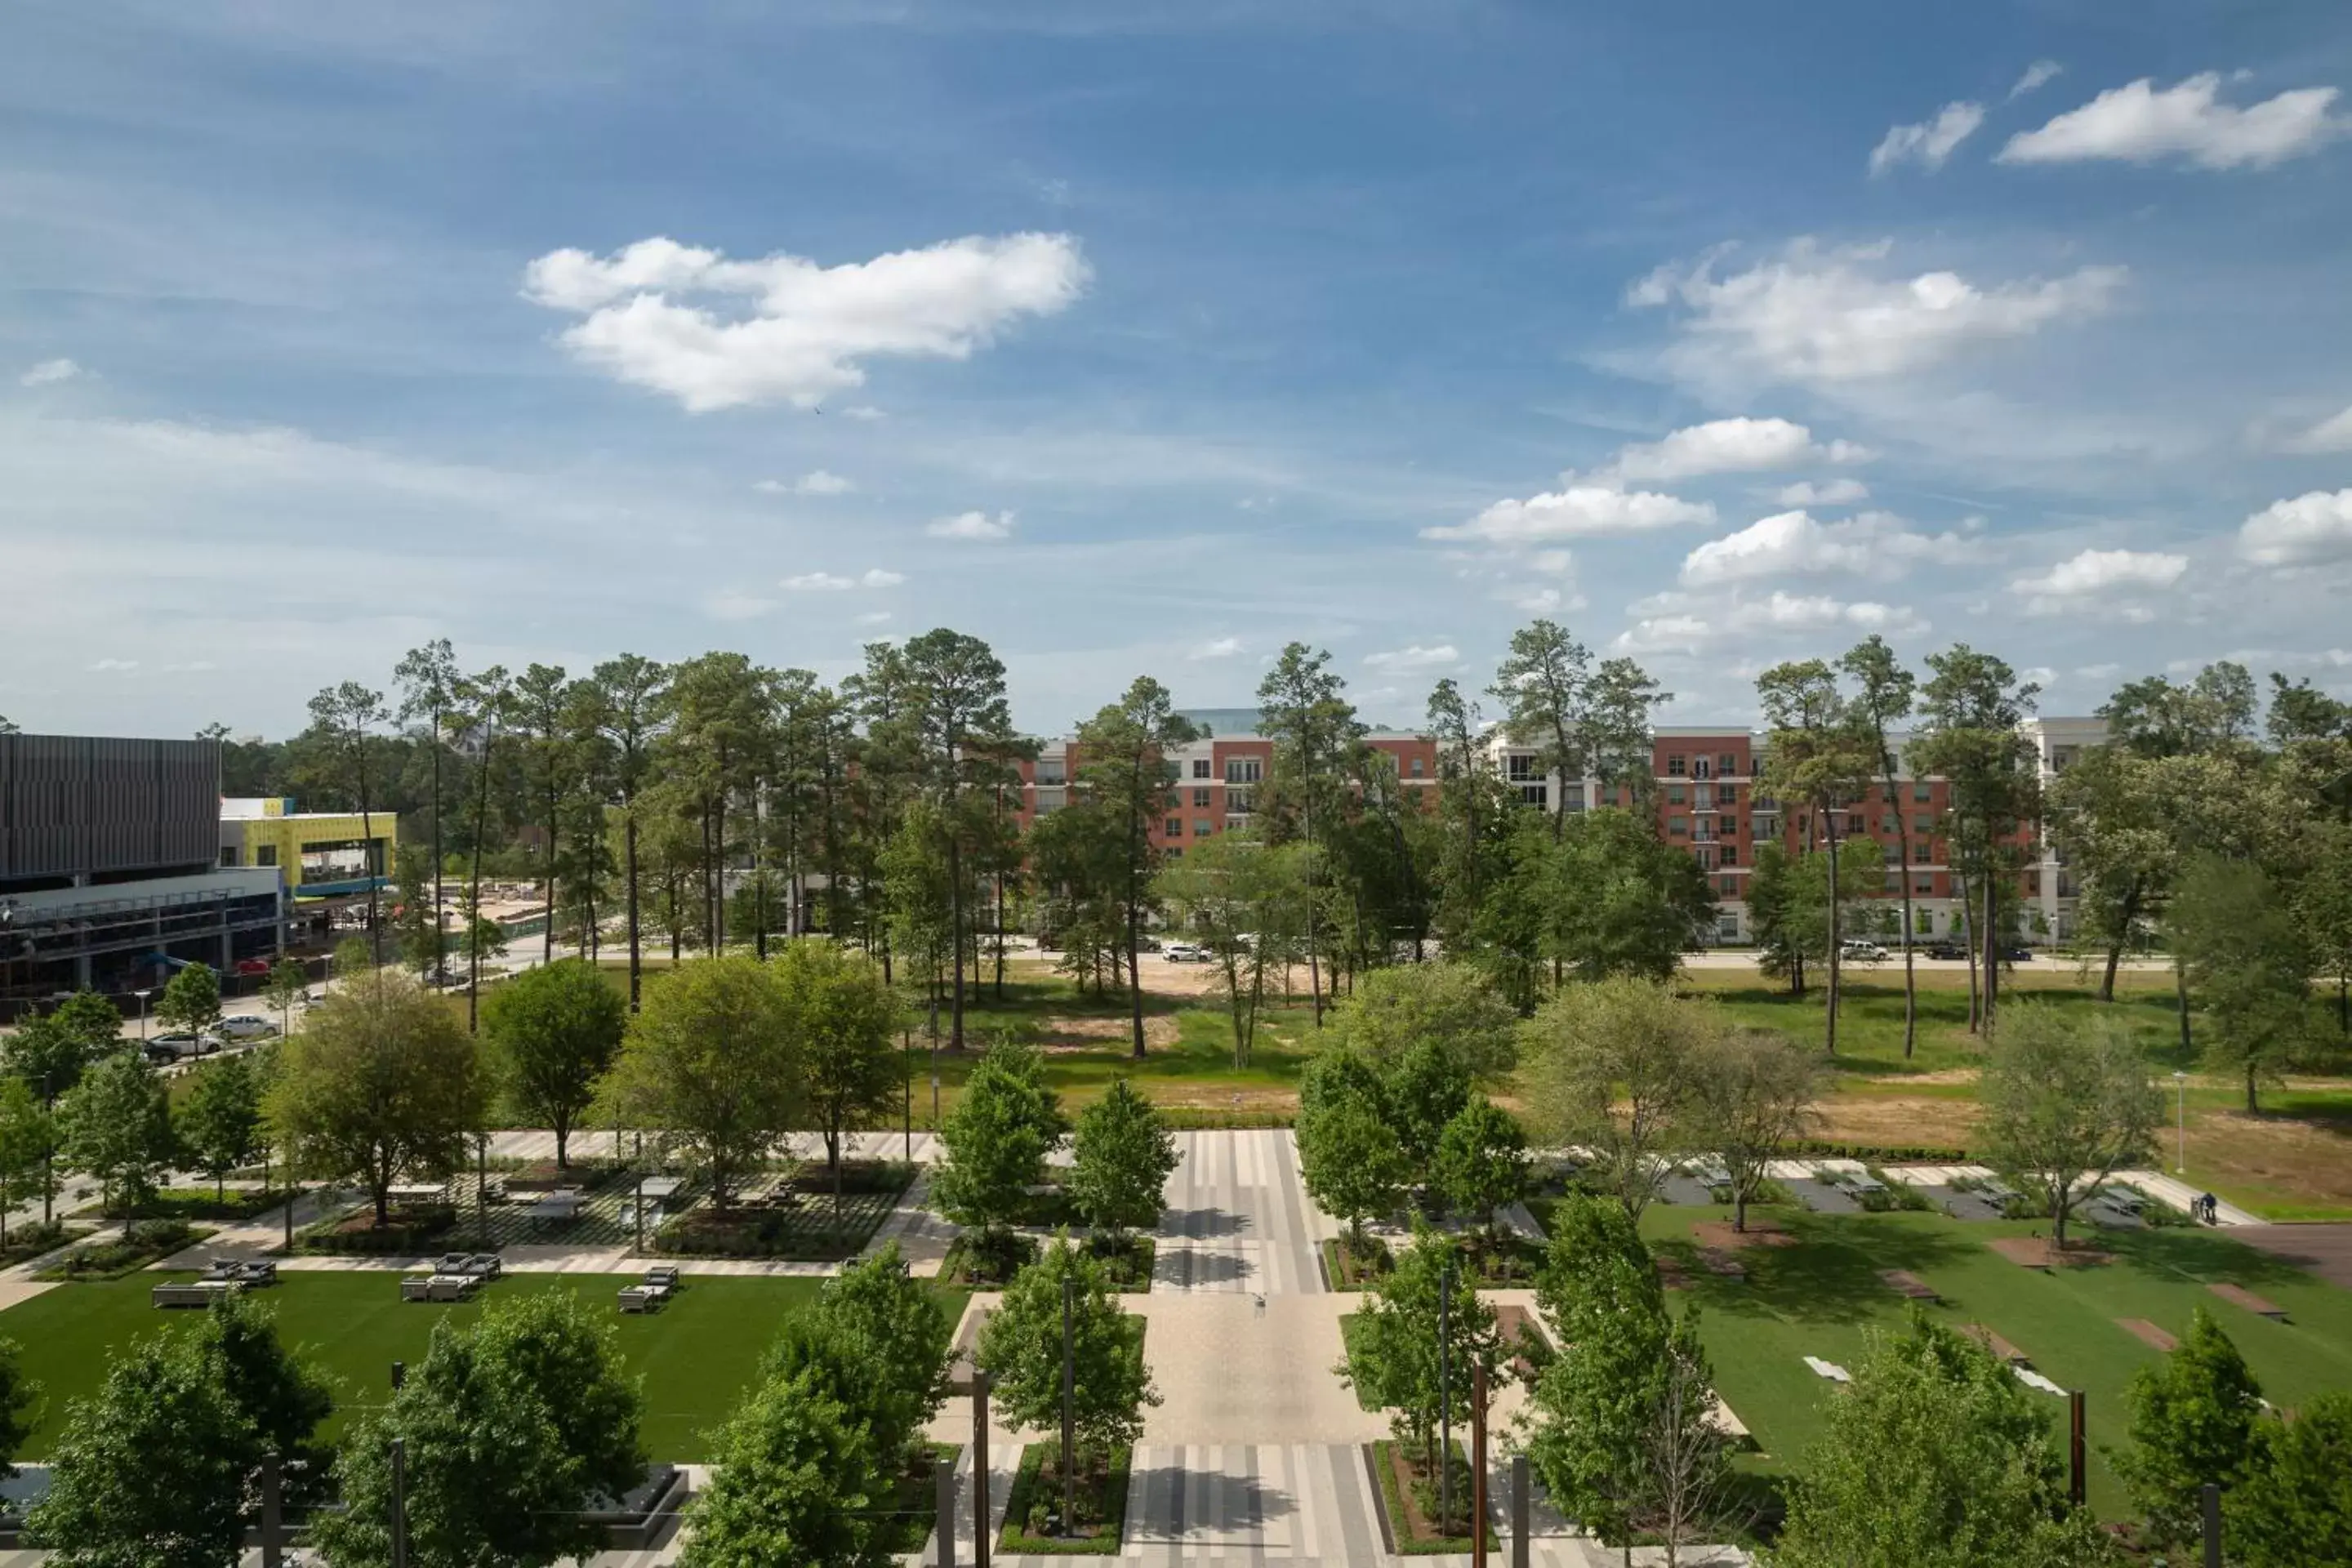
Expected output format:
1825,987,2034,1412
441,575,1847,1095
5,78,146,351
684,1365,885,1568
2230,1390,2352,1568
193,1293,336,1481
773,938,903,1187
1517,978,1712,1221
1342,1225,1503,1472
0,1080,55,1242
314,1290,645,1568
1325,961,1518,1083
1684,1027,1823,1232
482,956,627,1169
763,1242,953,1467
929,1040,1067,1241
1294,1049,1407,1247
179,1054,265,1200
2171,855,2315,1111
266,967,487,1226
1771,1312,2117,1568
2114,1306,2266,1548
599,956,802,1212
56,1050,175,1232
1432,1097,1529,1241
0,1338,36,1481
51,992,128,1061
978,1236,1159,1459
1977,1004,2159,1248
1067,1078,1179,1241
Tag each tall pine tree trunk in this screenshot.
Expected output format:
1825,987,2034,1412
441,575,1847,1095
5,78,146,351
624,802,642,1010
1825,810,1842,1057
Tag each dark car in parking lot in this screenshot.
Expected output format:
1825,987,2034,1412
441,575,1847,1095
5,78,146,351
1921,940,1969,960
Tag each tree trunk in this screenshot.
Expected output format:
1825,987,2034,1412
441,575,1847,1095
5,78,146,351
625,802,642,1010
948,826,968,1051
1980,866,1999,1038
541,773,559,965
1957,871,1980,1033
2176,955,2194,1055
430,715,445,980
2247,1065,2259,1115
1889,784,1917,1058
1733,1182,1748,1234
466,725,496,1035
555,1121,569,1171
357,726,381,969
1824,813,1842,1057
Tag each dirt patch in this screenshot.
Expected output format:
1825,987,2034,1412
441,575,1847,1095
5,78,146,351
1961,1323,2029,1364
1988,1236,2109,1270
1812,1095,1986,1149
2182,1111,2352,1211
2118,1318,2178,1352
1032,1013,1183,1052
1690,1218,1795,1250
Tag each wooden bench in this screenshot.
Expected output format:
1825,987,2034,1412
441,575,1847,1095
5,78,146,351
1880,1268,1939,1301
2208,1283,2288,1321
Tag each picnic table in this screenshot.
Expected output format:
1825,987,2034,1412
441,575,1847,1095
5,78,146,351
618,1265,685,1313
432,1252,503,1278
637,1176,684,1200
1879,1268,1939,1301
525,1190,586,1221
201,1258,278,1286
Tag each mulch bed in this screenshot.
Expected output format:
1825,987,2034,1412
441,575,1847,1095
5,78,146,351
1493,1304,1549,1379
1880,1268,1940,1300
1371,1440,1494,1555
1690,1218,1797,1250
1988,1236,2110,1270
2207,1282,2289,1321
2118,1318,2179,1352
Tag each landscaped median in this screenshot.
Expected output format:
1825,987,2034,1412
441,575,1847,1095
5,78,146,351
997,1441,1134,1555
34,1219,216,1281
1368,1438,1497,1556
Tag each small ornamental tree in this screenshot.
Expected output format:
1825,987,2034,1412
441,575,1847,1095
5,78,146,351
1977,1004,2160,1248
685,1365,882,1568
1067,1079,1179,1243
0,1338,36,1480
1385,1036,1472,1181
1771,1312,2117,1568
1432,1098,1529,1244
1686,1027,1824,1232
930,1042,1067,1250
2114,1306,2267,1548
56,1050,176,1232
1327,961,1519,1083
28,1331,256,1568
1342,1225,1502,1477
1516,977,1708,1223
193,1293,335,1486
157,961,223,1038
1297,1049,1408,1248
180,1054,265,1200
264,960,309,1035
774,939,903,1198
978,1236,1159,1461
2230,1390,2352,1568
316,1291,645,1568
482,957,626,1169
51,991,127,1061
763,1242,953,1468
0,1080,54,1245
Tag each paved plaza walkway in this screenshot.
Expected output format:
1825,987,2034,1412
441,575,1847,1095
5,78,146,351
1152,1129,1330,1296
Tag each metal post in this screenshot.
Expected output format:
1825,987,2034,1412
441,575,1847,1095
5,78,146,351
260,1450,283,1568
1439,1267,1454,1535
391,1360,405,1390
2175,1071,2189,1174
1510,1454,1530,1568
1472,1359,1489,1566
390,1437,408,1568
973,1369,991,1568
2202,1481,2221,1568
935,1454,957,1568
476,1133,488,1245
2068,1390,2086,1508
905,1029,914,1160
1062,1273,1076,1535
635,1132,646,1254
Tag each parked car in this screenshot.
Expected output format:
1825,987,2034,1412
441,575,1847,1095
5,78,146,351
1163,943,1209,963
143,1032,209,1062
212,1016,279,1041
1921,940,1970,960
1840,940,1888,961
2003,942,2036,961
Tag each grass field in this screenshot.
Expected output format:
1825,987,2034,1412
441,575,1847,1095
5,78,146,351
1641,1203,2352,1516
0,1272,969,1463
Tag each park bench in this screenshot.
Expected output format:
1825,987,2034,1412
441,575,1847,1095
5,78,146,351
1879,1268,1939,1301
403,1273,481,1303
153,1279,241,1308
200,1258,277,1286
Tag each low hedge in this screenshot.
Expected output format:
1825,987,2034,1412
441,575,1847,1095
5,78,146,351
0,1220,91,1269
1780,1138,1971,1163
998,1441,1131,1555
38,1219,216,1281
1371,1439,1495,1556
296,1205,457,1255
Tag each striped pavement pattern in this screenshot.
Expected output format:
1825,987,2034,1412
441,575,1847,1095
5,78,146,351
1152,1130,1330,1297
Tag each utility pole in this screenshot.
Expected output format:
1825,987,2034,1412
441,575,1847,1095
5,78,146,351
2068,1390,2086,1509
1438,1267,1454,1536
935,1453,958,1568
259,1451,283,1568
1061,1274,1077,1536
972,1367,991,1568
1472,1358,1489,1566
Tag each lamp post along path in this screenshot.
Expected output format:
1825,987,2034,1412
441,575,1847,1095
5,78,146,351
1061,1273,1076,1535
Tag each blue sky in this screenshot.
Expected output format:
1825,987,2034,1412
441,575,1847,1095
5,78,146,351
6,0,2352,738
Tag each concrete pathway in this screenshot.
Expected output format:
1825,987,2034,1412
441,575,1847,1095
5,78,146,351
1152,1130,1329,1297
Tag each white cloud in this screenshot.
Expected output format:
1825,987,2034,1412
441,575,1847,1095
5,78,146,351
925,509,1016,541
781,469,854,495
1999,74,2347,171
1614,590,1927,655
1425,485,1713,545
1364,644,1461,672
861,567,905,587
782,571,856,591
703,590,773,621
2281,404,2352,454
2238,488,2352,567
1630,240,2125,385
88,657,139,671
840,405,886,421
2021,666,2058,688
1679,509,1985,586
19,358,84,387
1502,585,1577,614
521,231,1090,412
1869,101,1985,176
1188,636,1244,661
1775,477,1870,506
1599,416,1870,483
2010,546,2189,615
2010,60,2065,100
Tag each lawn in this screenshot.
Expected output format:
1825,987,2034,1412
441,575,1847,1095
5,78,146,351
1639,1204,2352,1517
0,1272,969,1463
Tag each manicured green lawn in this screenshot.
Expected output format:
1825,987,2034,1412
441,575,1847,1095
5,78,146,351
1642,1205,2352,1517
1,1272,969,1463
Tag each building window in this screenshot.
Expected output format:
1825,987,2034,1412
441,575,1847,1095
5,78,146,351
1719,844,1737,866
1914,815,1936,835
1714,783,1736,807
1506,754,1537,781
1409,755,1425,777
1194,819,1213,837
1036,759,1067,786
257,844,277,867
1716,910,1740,937
220,846,239,866
1668,783,1686,805
1225,758,1262,784
1913,782,1932,802
1227,788,1257,814
1518,785,1548,808
1165,792,1181,810
1846,813,1864,835
1914,878,1934,895
1033,787,1067,813
1165,817,1182,837
1193,787,1212,808
1914,843,1932,863
1224,817,1247,832
1192,759,1212,779
1719,753,1738,777
1561,784,1585,812
1668,816,1688,836
1693,756,1711,779
1694,845,1714,869
1165,846,1183,860
1667,754,1687,776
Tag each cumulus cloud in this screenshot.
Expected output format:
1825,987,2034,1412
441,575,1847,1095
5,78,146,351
840,405,886,421
1363,644,1461,672
1424,485,1713,545
704,590,773,621
769,469,853,495
782,571,856,591
1629,240,2125,385
2010,547,2189,616
2238,488,2352,567
861,568,905,587
521,232,1090,412
1599,416,1870,483
88,657,139,671
926,509,1015,541
19,358,85,387
1679,510,1986,586
1999,74,2347,171
2010,60,2065,100
1869,101,1985,176
1775,478,1870,506
2280,404,2352,454
1188,636,1244,660
1614,590,1927,656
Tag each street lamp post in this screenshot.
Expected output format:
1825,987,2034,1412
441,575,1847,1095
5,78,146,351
133,987,153,1042
2173,1070,2189,1175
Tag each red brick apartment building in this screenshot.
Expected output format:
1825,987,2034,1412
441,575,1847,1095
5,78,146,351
998,715,2100,947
